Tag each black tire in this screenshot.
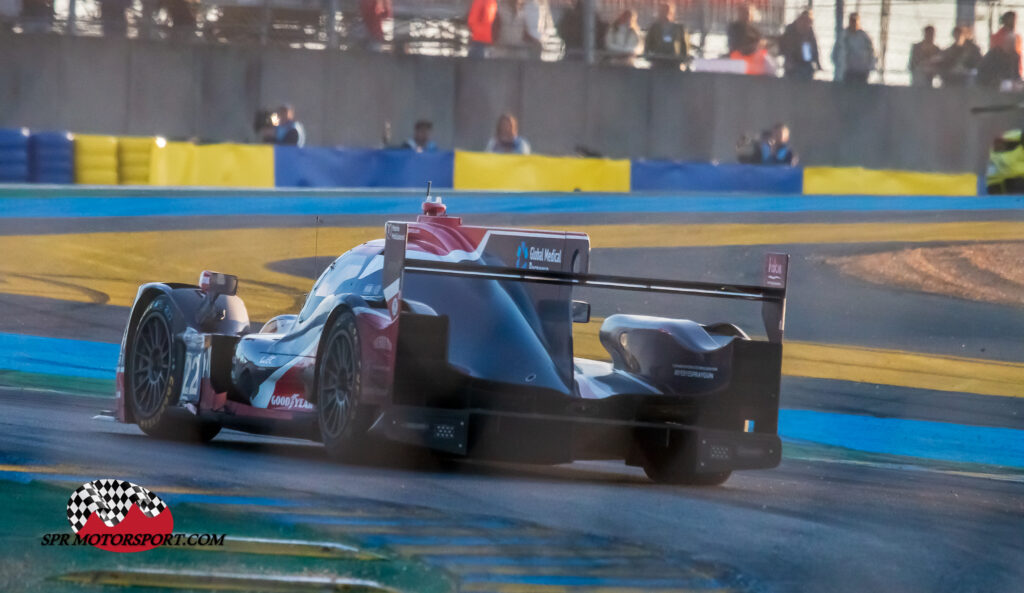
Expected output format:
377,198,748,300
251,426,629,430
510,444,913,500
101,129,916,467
641,434,731,486
127,295,220,443
315,311,368,460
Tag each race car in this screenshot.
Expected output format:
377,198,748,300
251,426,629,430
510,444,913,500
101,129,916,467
114,197,789,485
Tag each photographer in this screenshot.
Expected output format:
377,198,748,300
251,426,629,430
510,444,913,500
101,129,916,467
736,124,798,166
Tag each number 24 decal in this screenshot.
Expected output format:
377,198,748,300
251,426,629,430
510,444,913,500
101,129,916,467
183,350,205,397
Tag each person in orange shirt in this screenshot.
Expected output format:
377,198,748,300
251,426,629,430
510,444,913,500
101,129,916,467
730,41,777,76
467,0,499,58
990,11,1023,78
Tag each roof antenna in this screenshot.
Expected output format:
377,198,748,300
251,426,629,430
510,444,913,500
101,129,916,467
312,215,323,278
425,181,432,201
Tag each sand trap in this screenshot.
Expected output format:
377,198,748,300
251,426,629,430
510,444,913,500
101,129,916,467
826,243,1024,308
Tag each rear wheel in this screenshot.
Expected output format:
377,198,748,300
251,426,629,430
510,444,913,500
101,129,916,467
641,434,731,486
127,295,220,442
316,311,367,460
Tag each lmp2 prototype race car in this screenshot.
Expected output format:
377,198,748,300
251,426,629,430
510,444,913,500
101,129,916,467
114,197,789,485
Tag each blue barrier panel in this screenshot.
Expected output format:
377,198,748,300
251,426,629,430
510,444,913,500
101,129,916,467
631,160,804,194
0,128,30,183
275,147,454,189
28,131,75,184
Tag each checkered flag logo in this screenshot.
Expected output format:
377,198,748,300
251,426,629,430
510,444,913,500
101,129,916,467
66,479,168,534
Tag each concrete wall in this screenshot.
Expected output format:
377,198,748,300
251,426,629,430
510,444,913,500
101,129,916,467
1,32,1018,173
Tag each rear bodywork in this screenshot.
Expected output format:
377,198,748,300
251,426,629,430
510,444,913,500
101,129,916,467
115,204,788,477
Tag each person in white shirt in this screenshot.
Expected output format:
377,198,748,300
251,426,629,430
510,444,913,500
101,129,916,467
522,0,554,59
486,113,531,154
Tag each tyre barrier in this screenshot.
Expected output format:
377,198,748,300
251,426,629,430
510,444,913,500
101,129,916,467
0,128,30,183
118,136,156,185
73,135,119,186
28,131,75,184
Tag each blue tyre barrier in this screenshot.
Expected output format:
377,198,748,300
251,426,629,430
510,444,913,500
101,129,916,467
0,128,30,183
29,132,75,184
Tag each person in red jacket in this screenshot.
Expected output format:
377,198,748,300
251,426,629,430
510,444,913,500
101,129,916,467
467,0,498,58
360,0,393,50
991,12,1023,78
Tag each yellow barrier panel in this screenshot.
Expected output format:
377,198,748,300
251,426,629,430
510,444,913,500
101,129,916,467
117,136,157,185
803,166,977,196
453,150,631,192
148,141,198,186
73,135,119,185
149,142,275,188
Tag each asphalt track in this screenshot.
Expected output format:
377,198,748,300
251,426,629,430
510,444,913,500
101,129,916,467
2,390,1022,593
1,196,1023,593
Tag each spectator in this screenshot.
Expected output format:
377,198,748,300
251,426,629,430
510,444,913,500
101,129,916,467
727,4,762,56
991,12,1023,79
274,105,306,147
736,129,773,164
20,0,53,32
360,0,393,50
158,0,197,39
768,124,798,165
403,120,439,152
908,26,940,87
644,3,690,70
604,9,643,66
253,109,277,143
522,0,555,59
557,0,607,60
936,26,981,87
100,0,130,36
737,125,797,165
977,33,1022,90
486,113,531,154
494,0,528,59
731,40,778,76
832,13,875,84
467,0,498,58
779,10,821,80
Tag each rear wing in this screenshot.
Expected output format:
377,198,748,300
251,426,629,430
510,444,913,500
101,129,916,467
383,222,789,343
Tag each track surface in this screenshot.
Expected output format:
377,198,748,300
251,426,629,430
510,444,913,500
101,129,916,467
2,389,1022,593
2,204,1023,592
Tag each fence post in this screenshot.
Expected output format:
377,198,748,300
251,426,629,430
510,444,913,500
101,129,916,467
325,0,338,48
66,0,77,34
834,0,844,80
583,0,596,64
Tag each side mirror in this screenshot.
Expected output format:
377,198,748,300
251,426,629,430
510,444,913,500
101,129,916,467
571,300,591,323
199,270,238,297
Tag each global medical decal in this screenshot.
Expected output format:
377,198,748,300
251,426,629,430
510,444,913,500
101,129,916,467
41,479,225,553
515,241,562,270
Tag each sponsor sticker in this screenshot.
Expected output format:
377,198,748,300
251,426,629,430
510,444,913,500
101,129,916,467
672,363,718,380
515,241,563,271
764,253,788,289
269,393,314,411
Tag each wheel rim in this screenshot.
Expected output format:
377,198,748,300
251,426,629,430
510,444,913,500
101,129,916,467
131,314,172,417
320,329,355,439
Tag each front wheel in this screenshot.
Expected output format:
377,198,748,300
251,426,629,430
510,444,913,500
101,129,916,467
127,295,220,442
641,433,731,486
316,311,368,460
